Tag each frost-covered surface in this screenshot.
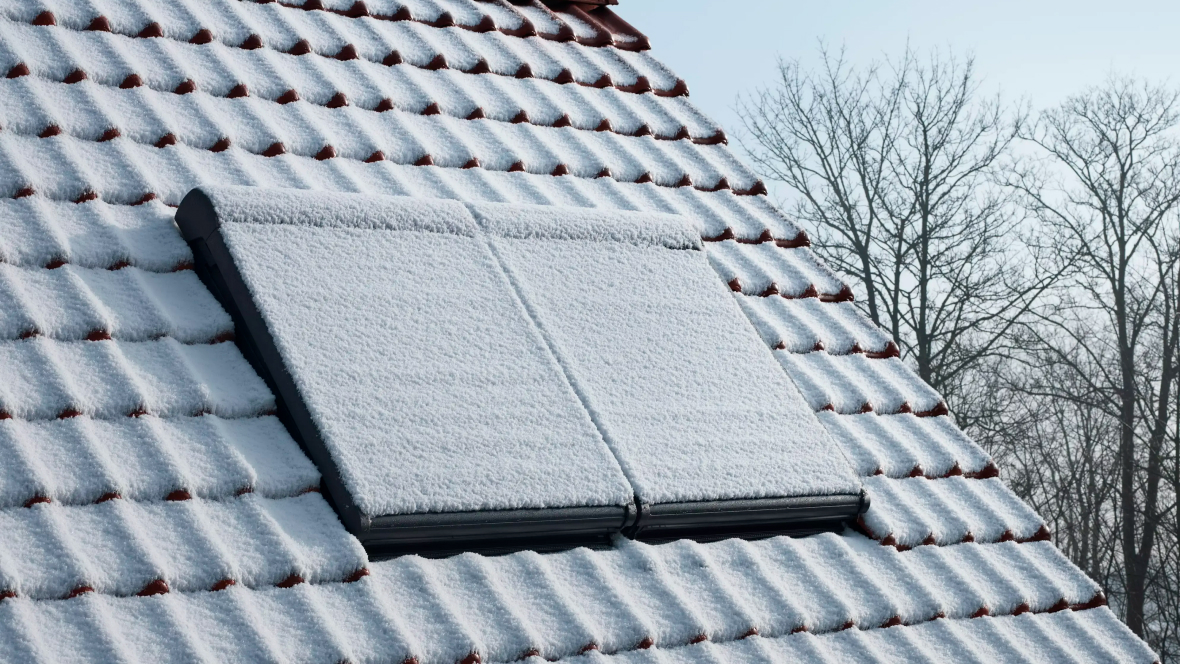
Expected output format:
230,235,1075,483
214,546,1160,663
222,217,632,516
0,337,273,420
490,226,860,504
202,185,476,237
0,0,1157,661
469,201,699,250
817,411,992,479
0,263,231,342
0,533,1145,664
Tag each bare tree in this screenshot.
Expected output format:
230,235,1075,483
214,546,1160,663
736,47,1041,422
738,46,1180,652
1011,76,1180,640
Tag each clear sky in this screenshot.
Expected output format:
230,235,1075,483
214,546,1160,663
620,1,1180,137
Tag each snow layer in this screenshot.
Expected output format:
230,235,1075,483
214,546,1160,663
0,337,273,420
861,476,1046,547
468,201,699,250
220,215,632,516
199,184,476,237
0,492,363,600
0,415,318,509
489,223,861,504
0,263,231,342
0,535,1120,664
0,2,1154,661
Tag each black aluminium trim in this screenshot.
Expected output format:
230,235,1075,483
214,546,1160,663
174,188,872,557
175,189,635,557
627,492,869,543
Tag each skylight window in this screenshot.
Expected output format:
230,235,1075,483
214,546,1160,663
177,188,866,555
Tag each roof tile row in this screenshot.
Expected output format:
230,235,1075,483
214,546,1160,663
737,296,895,356
817,411,992,479
0,414,317,509
778,352,947,416
0,134,793,242
0,337,272,420
0,1,682,97
860,476,1046,549
570,608,1153,664
0,535,1114,664
0,263,231,343
0,492,362,601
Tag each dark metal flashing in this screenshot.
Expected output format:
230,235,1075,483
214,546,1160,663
367,504,636,559
627,492,870,543
175,188,870,558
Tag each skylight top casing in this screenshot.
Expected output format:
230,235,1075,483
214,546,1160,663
177,187,866,555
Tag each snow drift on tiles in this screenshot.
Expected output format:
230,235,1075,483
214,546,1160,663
0,337,272,420
0,492,363,600
0,414,318,509
817,411,992,479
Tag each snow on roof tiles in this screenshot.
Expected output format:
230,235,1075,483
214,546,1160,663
0,534,1139,663
0,0,1156,661
0,263,232,342
0,337,272,420
0,415,318,509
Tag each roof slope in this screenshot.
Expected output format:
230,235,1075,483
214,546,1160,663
0,0,1157,662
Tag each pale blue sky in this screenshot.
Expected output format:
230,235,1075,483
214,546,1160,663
621,1,1180,136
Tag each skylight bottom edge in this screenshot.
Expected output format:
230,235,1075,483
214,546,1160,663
363,504,634,558
628,492,868,543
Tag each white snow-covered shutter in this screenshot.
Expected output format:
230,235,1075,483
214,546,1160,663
175,187,865,555
176,186,634,556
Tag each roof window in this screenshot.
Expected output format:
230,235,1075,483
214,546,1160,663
176,188,865,556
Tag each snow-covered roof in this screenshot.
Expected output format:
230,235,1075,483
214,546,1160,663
0,0,1158,661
